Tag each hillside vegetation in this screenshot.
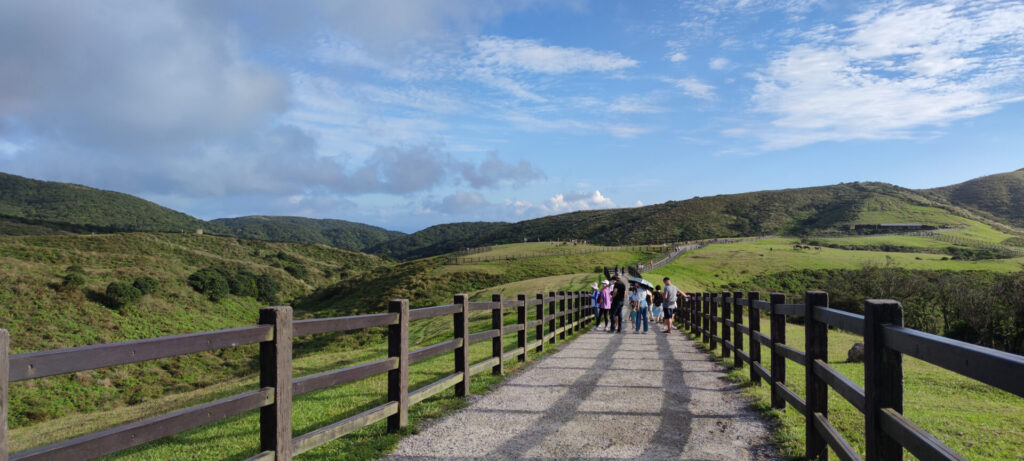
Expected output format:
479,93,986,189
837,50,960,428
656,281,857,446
925,168,1024,228
0,172,210,234
211,215,403,252
0,232,383,426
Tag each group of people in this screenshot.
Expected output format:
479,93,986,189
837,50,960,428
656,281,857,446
590,274,686,334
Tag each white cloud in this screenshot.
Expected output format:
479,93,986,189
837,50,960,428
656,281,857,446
749,1,1024,149
709,57,730,70
546,190,615,212
472,36,637,74
505,190,618,217
669,78,716,100
665,40,688,62
609,95,667,114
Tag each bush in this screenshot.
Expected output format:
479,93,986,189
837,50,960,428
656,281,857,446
132,276,159,295
66,264,85,274
284,265,308,279
187,268,230,301
228,272,258,298
59,273,85,292
105,282,142,310
256,274,281,304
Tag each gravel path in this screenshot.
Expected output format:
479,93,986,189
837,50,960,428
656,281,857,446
383,326,780,460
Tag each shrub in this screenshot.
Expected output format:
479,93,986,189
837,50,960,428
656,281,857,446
66,264,85,274
284,265,308,279
132,276,159,295
256,274,281,304
228,272,258,298
59,273,86,292
105,282,142,310
187,268,230,301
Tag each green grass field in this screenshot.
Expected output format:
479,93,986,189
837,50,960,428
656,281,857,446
647,237,1024,292
680,312,1024,460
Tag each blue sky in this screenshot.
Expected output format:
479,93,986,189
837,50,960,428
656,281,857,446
1,0,1023,232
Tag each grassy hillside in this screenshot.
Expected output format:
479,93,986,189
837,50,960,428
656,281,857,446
0,172,212,234
925,168,1024,227
0,232,383,427
211,215,403,252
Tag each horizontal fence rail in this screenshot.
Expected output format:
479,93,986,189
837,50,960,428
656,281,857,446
673,288,1024,461
1,291,597,460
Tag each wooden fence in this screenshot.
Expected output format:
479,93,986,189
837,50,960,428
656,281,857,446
676,290,1024,461
0,291,596,460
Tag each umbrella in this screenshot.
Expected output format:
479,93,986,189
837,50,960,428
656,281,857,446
628,277,655,290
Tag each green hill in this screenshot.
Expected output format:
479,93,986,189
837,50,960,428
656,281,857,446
367,221,507,260
0,172,212,234
379,182,998,259
211,215,403,252
924,168,1024,228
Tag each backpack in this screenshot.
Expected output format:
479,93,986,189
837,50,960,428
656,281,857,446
653,291,663,305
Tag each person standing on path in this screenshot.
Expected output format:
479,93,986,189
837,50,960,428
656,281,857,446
632,283,650,334
610,275,626,333
652,285,664,324
590,282,602,330
596,280,612,330
662,277,684,333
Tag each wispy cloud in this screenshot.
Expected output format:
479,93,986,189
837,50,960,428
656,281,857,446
709,57,730,70
500,112,651,138
668,77,716,100
471,36,637,74
749,1,1024,149
609,95,668,114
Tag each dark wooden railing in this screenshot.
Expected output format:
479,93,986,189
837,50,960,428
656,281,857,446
0,291,595,460
676,290,1024,461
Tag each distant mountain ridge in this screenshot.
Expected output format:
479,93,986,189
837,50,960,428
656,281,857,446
2,168,1022,258
211,216,403,252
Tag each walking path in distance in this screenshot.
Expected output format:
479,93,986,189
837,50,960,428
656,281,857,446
383,326,780,460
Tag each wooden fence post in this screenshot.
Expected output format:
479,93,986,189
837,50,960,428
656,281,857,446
517,294,527,362
769,293,786,410
536,293,545,352
805,291,829,460
387,299,409,432
559,291,567,340
748,291,761,384
548,291,556,345
492,294,504,376
259,306,293,461
865,299,904,461
702,293,710,345
575,291,582,332
0,329,8,461
721,291,732,358
733,291,744,369
687,294,695,332
454,294,470,397
710,293,718,351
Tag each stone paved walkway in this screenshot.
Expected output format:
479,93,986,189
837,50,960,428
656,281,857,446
383,326,780,460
